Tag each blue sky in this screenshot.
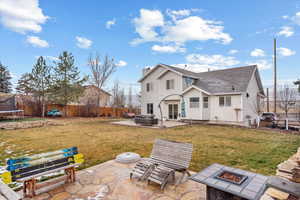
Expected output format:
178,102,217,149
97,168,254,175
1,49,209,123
1,0,300,94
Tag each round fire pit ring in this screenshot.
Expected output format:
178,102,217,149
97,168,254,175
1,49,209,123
115,152,141,164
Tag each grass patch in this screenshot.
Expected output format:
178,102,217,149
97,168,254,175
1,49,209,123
0,118,299,175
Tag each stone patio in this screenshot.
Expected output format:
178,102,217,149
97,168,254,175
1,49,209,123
23,160,206,200
111,120,188,129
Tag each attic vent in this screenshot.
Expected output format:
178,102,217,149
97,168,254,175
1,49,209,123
232,85,235,91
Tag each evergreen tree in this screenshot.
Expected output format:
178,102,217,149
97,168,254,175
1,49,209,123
31,56,51,117
16,73,33,95
50,51,87,116
16,57,51,117
0,63,12,93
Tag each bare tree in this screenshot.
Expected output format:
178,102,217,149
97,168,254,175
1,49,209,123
248,93,265,127
128,85,133,110
279,84,297,117
250,94,265,116
87,53,116,115
294,79,300,93
111,80,126,108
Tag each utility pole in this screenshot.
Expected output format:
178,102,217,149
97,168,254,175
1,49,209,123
267,88,270,112
274,38,277,113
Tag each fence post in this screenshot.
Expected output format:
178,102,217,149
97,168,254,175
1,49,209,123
285,118,289,130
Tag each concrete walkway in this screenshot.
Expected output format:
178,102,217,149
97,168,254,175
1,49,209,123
24,160,206,200
111,120,188,129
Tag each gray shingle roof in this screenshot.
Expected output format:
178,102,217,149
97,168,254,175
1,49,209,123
164,64,262,94
161,64,198,78
194,65,257,94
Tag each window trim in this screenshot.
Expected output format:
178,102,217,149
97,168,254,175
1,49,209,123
203,96,209,108
147,103,153,114
225,96,231,107
190,97,200,108
219,96,231,107
146,82,152,92
166,79,174,90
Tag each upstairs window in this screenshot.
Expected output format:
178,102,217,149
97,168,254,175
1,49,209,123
190,97,200,108
147,103,153,114
166,79,174,90
183,77,195,89
146,82,152,92
219,96,231,107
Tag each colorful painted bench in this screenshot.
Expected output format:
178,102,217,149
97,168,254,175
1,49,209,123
0,147,84,198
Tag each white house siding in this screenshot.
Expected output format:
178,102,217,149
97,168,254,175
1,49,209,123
209,94,242,122
141,66,183,119
183,88,203,120
242,71,261,124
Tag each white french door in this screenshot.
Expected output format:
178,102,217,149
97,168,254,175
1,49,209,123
168,104,178,120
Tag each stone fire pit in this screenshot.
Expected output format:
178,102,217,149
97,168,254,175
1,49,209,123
190,163,268,200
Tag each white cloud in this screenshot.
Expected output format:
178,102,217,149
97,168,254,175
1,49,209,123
106,19,116,29
186,54,239,66
163,16,232,45
166,9,192,21
277,47,296,56
282,15,289,19
246,60,272,70
26,36,49,48
131,9,232,46
151,44,186,53
76,36,92,49
291,12,300,25
277,26,294,37
173,54,240,72
0,0,49,34
228,49,238,54
131,9,164,45
116,60,127,67
46,56,59,61
173,63,219,72
250,48,265,57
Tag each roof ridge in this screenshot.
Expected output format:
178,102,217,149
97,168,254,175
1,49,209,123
160,63,257,75
160,63,197,73
197,65,257,74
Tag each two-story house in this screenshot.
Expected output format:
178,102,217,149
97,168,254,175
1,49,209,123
139,64,265,126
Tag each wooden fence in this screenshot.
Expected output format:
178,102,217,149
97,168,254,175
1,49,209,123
18,104,139,118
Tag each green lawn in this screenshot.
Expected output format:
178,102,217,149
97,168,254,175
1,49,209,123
0,118,299,175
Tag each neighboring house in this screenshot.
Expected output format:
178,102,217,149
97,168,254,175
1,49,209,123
0,92,16,111
75,85,111,107
139,64,265,126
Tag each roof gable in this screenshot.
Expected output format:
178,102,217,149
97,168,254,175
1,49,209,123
138,64,198,82
84,85,111,96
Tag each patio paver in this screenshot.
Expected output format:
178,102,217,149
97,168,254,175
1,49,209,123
23,160,206,200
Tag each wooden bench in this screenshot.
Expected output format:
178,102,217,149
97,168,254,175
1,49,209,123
130,139,193,189
0,147,84,198
130,160,155,181
149,139,193,183
147,165,175,190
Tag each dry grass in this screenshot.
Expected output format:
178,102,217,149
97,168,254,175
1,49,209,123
0,118,299,175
